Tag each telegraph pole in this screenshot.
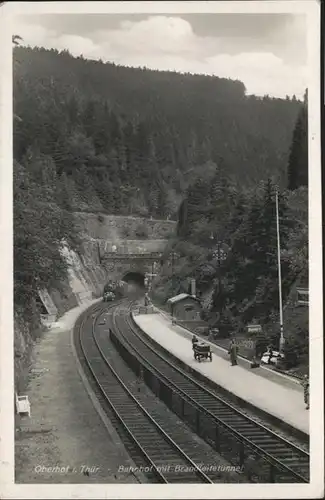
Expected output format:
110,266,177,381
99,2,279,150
171,252,175,322
217,243,222,297
210,232,228,326
276,189,285,353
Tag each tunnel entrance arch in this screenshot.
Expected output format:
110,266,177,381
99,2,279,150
122,271,145,288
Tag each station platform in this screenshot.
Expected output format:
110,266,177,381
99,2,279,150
132,312,309,438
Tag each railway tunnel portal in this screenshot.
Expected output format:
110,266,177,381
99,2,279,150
77,213,177,295
99,244,165,287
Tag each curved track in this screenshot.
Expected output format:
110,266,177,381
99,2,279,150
74,301,224,483
109,300,309,483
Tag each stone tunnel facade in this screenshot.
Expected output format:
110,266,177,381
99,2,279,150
78,213,174,287
101,253,162,282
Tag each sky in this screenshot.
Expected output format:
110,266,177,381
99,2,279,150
14,13,308,98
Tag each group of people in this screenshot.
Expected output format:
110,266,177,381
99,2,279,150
192,334,309,410
301,374,309,410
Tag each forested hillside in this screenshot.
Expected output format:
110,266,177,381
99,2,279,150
155,95,308,369
14,46,302,220
13,45,308,368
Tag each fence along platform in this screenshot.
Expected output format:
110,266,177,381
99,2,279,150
133,313,309,437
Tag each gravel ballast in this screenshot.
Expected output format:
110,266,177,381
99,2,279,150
15,301,145,484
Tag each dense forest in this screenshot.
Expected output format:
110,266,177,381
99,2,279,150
169,176,308,359
13,44,308,367
14,45,302,220
158,95,308,367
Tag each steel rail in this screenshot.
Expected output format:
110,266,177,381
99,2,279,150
91,312,213,484
75,301,213,483
109,300,309,483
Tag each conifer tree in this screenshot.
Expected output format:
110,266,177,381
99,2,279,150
67,95,80,128
185,177,209,228
177,198,189,237
83,100,97,137
157,184,168,217
287,90,308,190
227,191,247,240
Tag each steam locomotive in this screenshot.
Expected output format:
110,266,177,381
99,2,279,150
102,280,126,301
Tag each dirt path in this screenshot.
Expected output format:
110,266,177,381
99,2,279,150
15,301,145,484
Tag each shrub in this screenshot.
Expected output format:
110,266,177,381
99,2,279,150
121,226,132,238
135,223,149,239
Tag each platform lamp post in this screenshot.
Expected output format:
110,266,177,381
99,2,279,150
146,266,158,293
144,261,158,308
210,233,221,295
210,232,228,329
210,233,228,295
170,251,180,323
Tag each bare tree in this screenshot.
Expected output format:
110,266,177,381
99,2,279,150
13,35,23,122
12,35,23,46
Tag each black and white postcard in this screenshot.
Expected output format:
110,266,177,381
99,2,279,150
0,1,323,499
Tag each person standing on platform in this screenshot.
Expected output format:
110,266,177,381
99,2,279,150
228,338,239,366
192,335,198,349
301,374,309,410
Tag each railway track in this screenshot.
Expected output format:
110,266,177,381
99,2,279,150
109,300,309,483
74,301,219,484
